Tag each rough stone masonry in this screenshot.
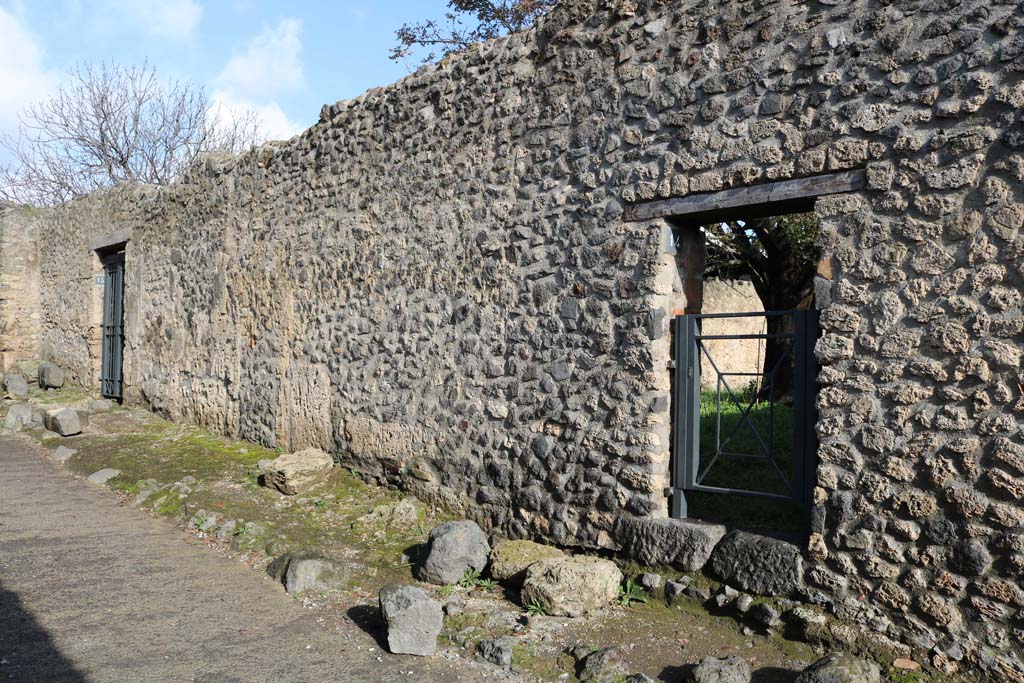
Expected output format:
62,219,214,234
1,0,1022,678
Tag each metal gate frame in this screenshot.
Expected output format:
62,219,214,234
670,309,818,521
100,249,125,401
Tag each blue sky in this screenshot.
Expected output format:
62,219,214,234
0,0,451,149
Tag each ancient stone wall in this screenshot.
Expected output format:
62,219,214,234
11,0,1024,678
0,205,41,371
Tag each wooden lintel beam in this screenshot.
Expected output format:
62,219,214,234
622,169,866,223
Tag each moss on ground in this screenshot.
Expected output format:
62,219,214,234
511,644,576,681
30,397,440,592
13,386,937,683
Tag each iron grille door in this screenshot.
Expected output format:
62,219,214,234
671,310,818,521
100,251,125,400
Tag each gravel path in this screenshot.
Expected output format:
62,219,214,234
0,435,488,683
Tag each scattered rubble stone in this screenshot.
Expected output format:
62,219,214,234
489,539,564,586
419,520,490,585
747,602,781,630
476,635,518,668
378,584,442,656
37,362,65,389
521,555,621,617
637,572,664,594
578,647,628,682
51,446,75,465
260,448,334,495
709,531,803,596
4,403,33,431
133,479,160,505
356,497,420,531
3,373,28,398
267,553,350,596
88,399,114,413
783,607,828,643
664,579,689,606
626,675,656,683
87,468,120,485
795,653,880,683
689,655,752,683
44,408,82,437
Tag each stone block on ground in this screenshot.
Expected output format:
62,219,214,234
44,408,82,436
3,373,28,398
419,520,490,585
378,584,443,656
489,539,564,586
579,647,628,682
709,531,803,596
476,635,517,667
51,446,76,465
87,468,121,485
795,653,880,683
356,497,420,531
260,448,334,495
88,399,114,413
520,555,622,617
614,516,727,571
37,362,65,389
287,557,348,595
638,572,665,594
690,655,752,683
4,403,33,431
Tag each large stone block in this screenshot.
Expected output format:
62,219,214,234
613,516,726,571
260,448,334,495
709,531,803,596
267,552,349,596
44,408,82,436
4,403,33,431
37,362,65,389
795,653,879,683
87,468,120,485
690,655,752,683
419,520,490,586
520,555,622,617
489,539,564,586
3,373,28,398
378,584,442,656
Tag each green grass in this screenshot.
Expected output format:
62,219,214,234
687,384,805,533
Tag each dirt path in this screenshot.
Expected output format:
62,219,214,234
0,435,496,683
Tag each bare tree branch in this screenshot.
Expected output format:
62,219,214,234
0,62,264,206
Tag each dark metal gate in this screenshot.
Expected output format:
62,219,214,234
100,250,125,400
671,310,818,522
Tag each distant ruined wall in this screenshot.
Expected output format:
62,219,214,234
0,205,41,372
697,278,766,389
14,0,1024,678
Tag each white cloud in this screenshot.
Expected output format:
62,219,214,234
210,90,303,143
210,18,306,144
100,0,203,42
216,18,303,99
0,6,55,138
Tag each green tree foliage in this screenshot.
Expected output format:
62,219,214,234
391,0,556,66
703,213,820,401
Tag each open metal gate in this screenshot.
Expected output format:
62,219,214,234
671,310,818,523
100,250,125,400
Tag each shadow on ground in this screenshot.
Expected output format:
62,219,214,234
0,581,87,682
346,604,390,651
660,663,798,682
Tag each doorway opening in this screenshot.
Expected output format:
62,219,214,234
627,170,865,536
98,247,125,401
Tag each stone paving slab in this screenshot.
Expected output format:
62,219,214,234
0,435,488,683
